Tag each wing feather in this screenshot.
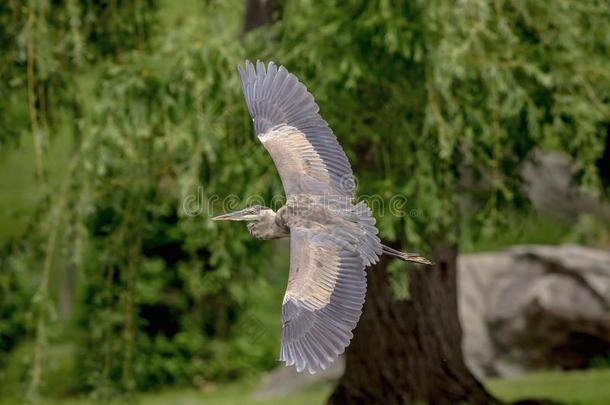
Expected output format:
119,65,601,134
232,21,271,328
280,226,367,373
238,60,355,197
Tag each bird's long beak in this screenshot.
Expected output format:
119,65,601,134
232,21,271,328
211,209,256,221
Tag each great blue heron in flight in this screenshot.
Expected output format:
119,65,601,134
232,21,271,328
213,60,431,374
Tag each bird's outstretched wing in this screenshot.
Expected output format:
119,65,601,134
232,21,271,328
238,61,380,373
238,60,355,198
281,225,366,373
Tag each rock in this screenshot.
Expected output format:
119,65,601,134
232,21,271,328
459,244,610,379
252,356,344,400
522,151,610,220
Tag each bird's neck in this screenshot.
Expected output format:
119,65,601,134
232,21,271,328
248,210,289,240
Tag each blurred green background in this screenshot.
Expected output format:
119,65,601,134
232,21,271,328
1,0,609,404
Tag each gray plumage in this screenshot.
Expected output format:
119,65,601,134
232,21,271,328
212,60,431,374
238,60,355,197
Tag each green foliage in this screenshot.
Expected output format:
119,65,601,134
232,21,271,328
270,0,610,244
60,3,282,394
0,248,30,354
0,342,80,399
0,0,609,399
1,0,283,396
590,355,610,369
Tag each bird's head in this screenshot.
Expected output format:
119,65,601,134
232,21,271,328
211,205,272,222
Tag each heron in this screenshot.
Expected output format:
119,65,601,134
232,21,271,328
212,60,432,374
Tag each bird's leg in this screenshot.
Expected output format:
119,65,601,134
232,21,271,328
382,244,433,265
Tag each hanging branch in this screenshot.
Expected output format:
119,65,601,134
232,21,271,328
27,155,78,400
26,3,44,182
121,219,142,393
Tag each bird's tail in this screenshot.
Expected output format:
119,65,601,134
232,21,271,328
382,244,433,265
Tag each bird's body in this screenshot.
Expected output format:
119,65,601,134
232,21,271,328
212,60,431,374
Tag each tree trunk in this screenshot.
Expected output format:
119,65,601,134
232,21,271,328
596,124,610,190
328,242,500,405
243,0,276,33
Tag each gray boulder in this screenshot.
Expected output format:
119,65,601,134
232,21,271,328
252,355,343,400
523,150,610,220
459,244,610,378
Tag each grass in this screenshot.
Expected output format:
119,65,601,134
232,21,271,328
137,381,333,405
486,369,610,405
1,369,609,405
